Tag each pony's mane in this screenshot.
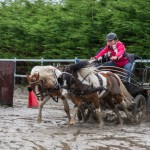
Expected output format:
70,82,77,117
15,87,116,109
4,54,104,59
69,61,90,72
30,65,62,79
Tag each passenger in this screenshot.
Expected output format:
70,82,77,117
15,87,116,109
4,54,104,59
91,33,132,81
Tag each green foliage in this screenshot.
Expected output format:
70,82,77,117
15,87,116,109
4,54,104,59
0,0,149,59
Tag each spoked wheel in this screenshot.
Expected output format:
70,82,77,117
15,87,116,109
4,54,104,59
146,96,150,121
133,94,147,123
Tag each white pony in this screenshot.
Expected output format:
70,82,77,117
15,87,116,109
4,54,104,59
62,60,135,127
80,61,135,120
26,65,71,124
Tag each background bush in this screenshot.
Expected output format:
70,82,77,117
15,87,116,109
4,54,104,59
0,0,149,59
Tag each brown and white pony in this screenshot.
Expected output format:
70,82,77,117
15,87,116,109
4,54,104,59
61,61,135,127
26,65,71,124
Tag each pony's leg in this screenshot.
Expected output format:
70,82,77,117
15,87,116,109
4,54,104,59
112,107,124,126
70,106,78,125
105,97,124,126
67,94,84,125
59,89,71,124
95,107,103,128
77,106,83,121
60,96,71,125
85,104,97,122
37,96,50,123
84,108,91,122
93,95,103,128
78,105,86,122
121,100,134,122
69,104,85,124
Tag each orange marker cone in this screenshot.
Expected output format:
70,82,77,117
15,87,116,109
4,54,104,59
28,91,39,108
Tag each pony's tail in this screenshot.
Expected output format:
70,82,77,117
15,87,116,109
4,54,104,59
116,75,134,107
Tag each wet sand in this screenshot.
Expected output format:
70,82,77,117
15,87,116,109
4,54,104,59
0,87,150,150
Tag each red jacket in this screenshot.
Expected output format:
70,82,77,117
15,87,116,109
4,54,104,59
95,41,129,67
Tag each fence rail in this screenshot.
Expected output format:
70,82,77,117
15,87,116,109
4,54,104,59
0,58,150,80
0,58,79,79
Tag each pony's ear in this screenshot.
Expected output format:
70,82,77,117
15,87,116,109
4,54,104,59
57,63,60,67
26,74,31,82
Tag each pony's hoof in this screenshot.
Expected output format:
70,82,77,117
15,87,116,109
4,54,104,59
69,118,76,125
118,120,124,126
99,124,103,129
118,123,123,128
81,119,86,123
130,117,135,123
37,119,42,123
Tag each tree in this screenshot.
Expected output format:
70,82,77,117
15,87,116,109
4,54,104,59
0,0,149,59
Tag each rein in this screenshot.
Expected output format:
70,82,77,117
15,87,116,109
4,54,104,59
61,72,73,76
37,81,59,102
29,79,40,85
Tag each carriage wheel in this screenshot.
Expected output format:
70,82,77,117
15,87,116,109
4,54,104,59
146,96,150,120
133,94,147,123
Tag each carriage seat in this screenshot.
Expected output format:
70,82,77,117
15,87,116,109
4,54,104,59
127,54,135,63
128,54,142,63
126,54,136,77
127,54,139,82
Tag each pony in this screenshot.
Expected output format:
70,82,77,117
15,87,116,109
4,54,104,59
26,65,71,124
61,60,135,127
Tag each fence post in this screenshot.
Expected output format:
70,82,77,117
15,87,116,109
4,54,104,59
0,61,15,106
41,58,44,66
14,58,17,88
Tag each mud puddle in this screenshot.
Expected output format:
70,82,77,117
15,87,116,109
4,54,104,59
0,87,150,150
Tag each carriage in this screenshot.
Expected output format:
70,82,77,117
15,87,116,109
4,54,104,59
93,54,150,122
124,55,150,121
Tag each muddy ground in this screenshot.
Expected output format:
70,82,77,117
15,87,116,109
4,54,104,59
0,87,150,150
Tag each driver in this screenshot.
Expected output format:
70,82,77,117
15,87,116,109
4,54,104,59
91,33,132,80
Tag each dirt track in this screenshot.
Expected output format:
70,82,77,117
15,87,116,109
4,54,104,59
0,87,150,150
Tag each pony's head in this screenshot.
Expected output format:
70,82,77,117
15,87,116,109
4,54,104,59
26,72,40,83
26,72,57,101
61,67,76,90
26,65,65,101
26,72,45,101
26,72,40,91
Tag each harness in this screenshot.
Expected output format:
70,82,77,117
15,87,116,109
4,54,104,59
29,72,61,103
95,73,103,86
72,86,107,96
68,72,107,96
35,80,60,103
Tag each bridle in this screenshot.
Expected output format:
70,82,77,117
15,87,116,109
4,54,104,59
61,72,74,90
29,74,61,103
